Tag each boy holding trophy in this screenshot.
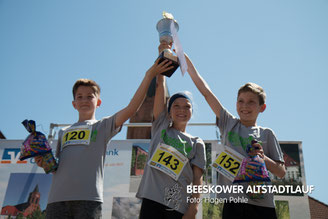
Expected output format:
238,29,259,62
35,62,172,218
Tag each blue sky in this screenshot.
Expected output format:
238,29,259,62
1,0,327,205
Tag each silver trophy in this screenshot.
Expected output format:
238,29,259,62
156,12,179,77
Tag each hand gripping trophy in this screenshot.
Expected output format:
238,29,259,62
156,12,180,77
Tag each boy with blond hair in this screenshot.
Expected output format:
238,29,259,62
36,59,172,219
185,54,285,218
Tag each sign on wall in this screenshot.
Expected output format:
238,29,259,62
0,140,310,219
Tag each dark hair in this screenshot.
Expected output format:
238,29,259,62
168,92,193,113
72,79,100,99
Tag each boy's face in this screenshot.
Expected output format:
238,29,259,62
169,98,192,125
236,91,266,126
72,86,101,117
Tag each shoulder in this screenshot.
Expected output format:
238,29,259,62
221,107,237,119
96,114,117,127
99,114,117,122
58,123,76,134
217,107,240,126
154,110,170,123
194,136,205,146
258,126,277,136
184,133,205,146
152,110,170,131
257,126,280,149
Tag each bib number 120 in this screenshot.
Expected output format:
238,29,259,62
61,125,92,148
64,130,87,142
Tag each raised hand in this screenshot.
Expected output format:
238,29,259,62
146,58,173,79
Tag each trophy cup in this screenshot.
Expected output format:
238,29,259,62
156,12,180,77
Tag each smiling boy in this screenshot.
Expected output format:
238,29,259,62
36,59,172,219
185,53,286,218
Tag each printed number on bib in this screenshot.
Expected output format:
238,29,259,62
216,152,240,175
148,143,188,181
212,145,244,182
62,125,92,148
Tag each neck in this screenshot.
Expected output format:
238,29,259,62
240,119,257,127
78,113,96,122
172,122,187,132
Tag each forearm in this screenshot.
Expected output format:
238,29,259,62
115,72,153,127
153,75,166,120
126,73,153,113
264,155,286,178
115,57,172,128
185,54,213,98
185,54,222,118
183,166,203,219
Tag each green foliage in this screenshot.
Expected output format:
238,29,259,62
136,154,147,169
16,213,24,219
203,143,213,184
275,200,290,219
202,201,223,219
131,148,136,167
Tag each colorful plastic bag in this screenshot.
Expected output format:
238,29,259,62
19,119,58,173
233,140,270,183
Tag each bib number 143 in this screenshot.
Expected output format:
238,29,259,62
156,151,180,170
148,143,188,181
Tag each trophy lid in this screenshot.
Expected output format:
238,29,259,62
156,11,179,31
162,11,174,20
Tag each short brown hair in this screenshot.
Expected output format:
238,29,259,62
238,82,266,105
72,79,100,99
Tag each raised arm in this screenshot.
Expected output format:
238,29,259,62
153,74,166,120
185,53,223,119
115,59,172,128
153,42,172,120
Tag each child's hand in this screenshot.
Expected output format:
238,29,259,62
248,141,264,159
182,207,197,219
146,58,173,78
34,156,43,167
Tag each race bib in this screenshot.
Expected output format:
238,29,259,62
212,145,245,182
148,143,188,181
61,125,92,149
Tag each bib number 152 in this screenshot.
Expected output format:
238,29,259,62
212,148,244,182
216,152,240,175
